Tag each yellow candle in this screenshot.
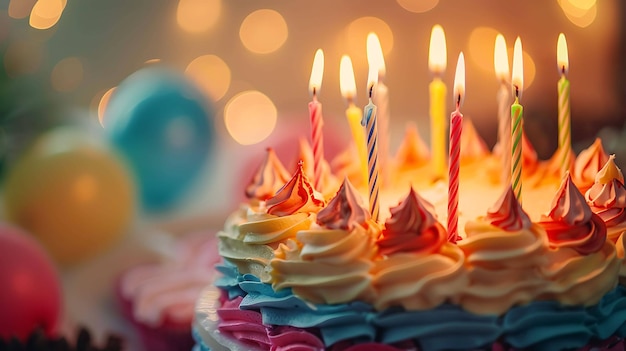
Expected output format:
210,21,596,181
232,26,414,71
557,33,571,176
429,25,448,180
340,55,368,184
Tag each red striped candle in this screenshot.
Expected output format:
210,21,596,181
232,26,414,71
447,52,465,243
308,49,325,190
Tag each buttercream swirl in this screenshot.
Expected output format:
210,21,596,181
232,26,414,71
586,155,626,240
267,326,325,351
485,187,531,231
573,138,609,192
460,117,489,163
246,148,292,201
217,296,271,348
393,123,430,170
120,233,219,327
541,173,606,255
458,219,548,315
290,138,337,195
316,178,369,231
267,161,324,216
377,187,445,256
270,221,379,305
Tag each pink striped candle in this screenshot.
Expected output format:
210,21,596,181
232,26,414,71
448,52,465,244
362,65,380,222
308,49,325,190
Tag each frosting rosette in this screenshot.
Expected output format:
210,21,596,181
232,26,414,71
290,138,338,196
393,123,430,172
460,117,489,164
270,178,378,305
573,138,610,193
539,173,620,305
457,187,549,315
372,188,468,310
586,155,626,242
266,160,325,216
246,148,292,202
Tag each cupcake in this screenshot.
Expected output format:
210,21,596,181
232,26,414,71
116,232,220,351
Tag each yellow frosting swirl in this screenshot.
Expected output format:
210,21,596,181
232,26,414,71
270,222,379,305
457,221,548,315
372,243,468,310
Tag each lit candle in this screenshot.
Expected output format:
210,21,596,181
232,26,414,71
429,25,448,180
448,52,465,244
361,63,380,222
511,37,524,203
557,33,571,177
367,32,389,184
339,55,368,184
494,34,512,186
308,49,325,191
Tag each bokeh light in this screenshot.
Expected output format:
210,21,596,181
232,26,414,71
239,9,288,54
9,0,36,19
345,17,393,63
224,90,277,145
29,0,66,30
396,0,439,13
176,0,221,33
185,54,231,101
50,57,84,92
97,87,116,127
559,0,597,28
73,174,98,204
468,26,500,73
4,40,43,77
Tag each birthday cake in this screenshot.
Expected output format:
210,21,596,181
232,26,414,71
192,125,626,351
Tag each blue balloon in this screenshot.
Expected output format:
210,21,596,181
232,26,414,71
105,67,214,211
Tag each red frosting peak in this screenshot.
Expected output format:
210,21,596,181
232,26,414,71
573,138,609,191
245,148,291,201
486,186,531,231
377,187,446,256
266,161,324,216
540,172,607,255
316,177,369,230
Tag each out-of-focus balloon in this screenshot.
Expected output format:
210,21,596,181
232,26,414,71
3,128,135,266
0,223,62,341
104,67,215,211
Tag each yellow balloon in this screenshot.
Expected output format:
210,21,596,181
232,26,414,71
3,128,136,266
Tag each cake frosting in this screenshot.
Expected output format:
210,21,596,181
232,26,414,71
195,131,626,351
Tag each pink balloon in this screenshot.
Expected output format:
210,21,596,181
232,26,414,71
0,223,62,341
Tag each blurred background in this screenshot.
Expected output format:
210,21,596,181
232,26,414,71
0,0,625,348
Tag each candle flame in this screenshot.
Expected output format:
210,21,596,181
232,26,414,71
428,24,447,74
308,49,324,96
511,37,524,99
453,52,465,108
339,55,357,101
494,34,510,81
557,33,569,75
367,64,378,98
367,32,386,77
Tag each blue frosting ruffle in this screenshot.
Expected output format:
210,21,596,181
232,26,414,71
211,268,626,351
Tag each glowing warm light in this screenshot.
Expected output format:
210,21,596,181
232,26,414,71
29,0,65,30
9,0,36,19
308,49,324,97
511,37,524,98
366,32,386,77
98,87,116,128
367,62,378,95
4,40,42,77
224,90,277,145
557,33,569,76
177,0,221,33
51,57,83,92
345,17,393,62
494,34,510,81
339,55,357,100
185,54,231,101
239,9,288,54
396,0,439,13
467,26,499,74
453,52,465,108
73,174,98,204
428,25,447,74
559,0,597,28
144,58,161,64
